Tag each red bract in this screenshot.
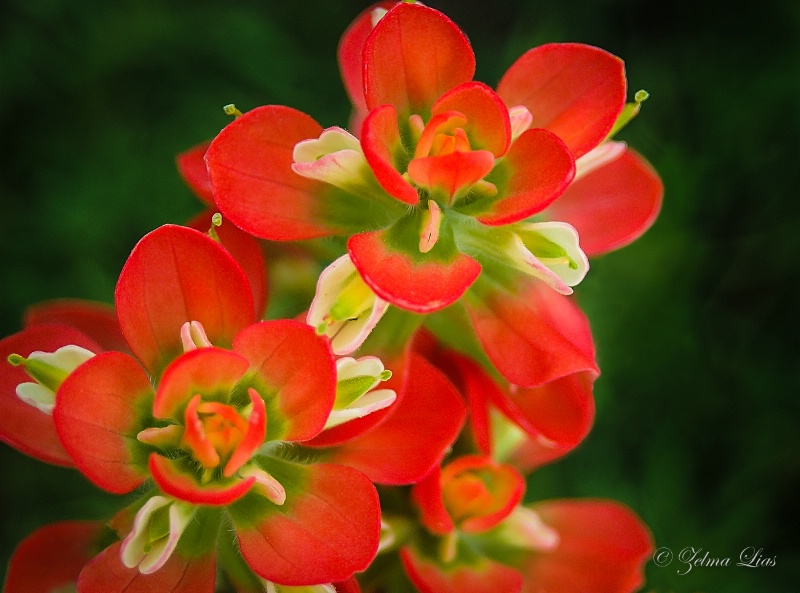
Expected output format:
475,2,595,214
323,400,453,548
177,141,215,207
496,43,624,160
77,537,217,593
401,547,523,593
113,225,256,379
418,339,594,472
544,145,663,256
188,210,269,320
24,299,129,353
177,141,269,319
463,275,598,389
4,224,382,590
3,521,104,593
517,500,655,593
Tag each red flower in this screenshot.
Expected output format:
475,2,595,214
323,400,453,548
0,5,663,592
421,343,595,470
411,455,526,536
202,2,662,391
204,2,650,314
367,335,650,593
3,225,382,590
400,497,653,593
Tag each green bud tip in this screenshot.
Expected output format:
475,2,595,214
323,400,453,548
315,322,329,336
223,104,243,117
7,353,24,366
379,369,392,382
634,89,649,103
207,213,223,242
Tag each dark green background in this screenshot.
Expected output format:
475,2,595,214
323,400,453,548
1,0,798,591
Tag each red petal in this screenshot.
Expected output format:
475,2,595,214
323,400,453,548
431,350,500,456
188,210,269,319
115,224,254,378
325,353,466,484
433,82,511,157
492,373,595,468
505,432,577,473
149,453,255,505
177,141,215,206
0,324,101,466
338,1,396,114
545,148,663,256
361,104,419,204
206,105,341,241
475,129,575,225
464,277,598,388
348,229,481,313
364,3,475,114
232,463,380,585
4,520,102,593
24,299,128,353
224,387,267,476
498,44,626,159
233,320,336,442
410,466,454,534
77,541,216,593
153,347,250,420
401,546,523,593
54,351,151,493
521,500,653,593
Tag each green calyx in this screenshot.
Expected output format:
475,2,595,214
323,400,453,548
145,505,172,554
335,370,393,409
327,273,376,323
516,229,578,270
7,353,69,392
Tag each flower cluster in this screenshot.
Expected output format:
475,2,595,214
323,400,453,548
1,2,662,593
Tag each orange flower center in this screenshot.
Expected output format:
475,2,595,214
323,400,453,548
182,394,253,471
414,111,471,159
196,401,249,459
441,469,495,522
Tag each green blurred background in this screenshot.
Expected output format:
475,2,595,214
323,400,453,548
1,0,798,590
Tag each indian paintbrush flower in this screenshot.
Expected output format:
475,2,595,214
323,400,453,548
0,3,662,592
203,1,661,395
